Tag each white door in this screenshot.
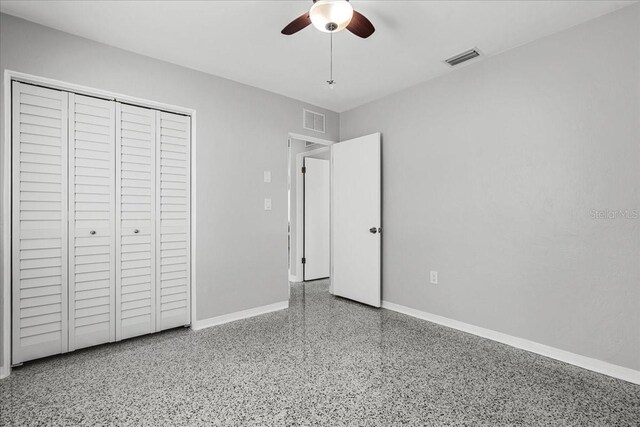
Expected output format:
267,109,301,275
156,111,191,330
115,104,157,340
304,157,330,280
68,93,116,351
331,133,381,307
12,82,69,363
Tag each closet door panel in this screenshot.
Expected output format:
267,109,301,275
68,94,116,351
157,111,191,330
12,82,69,364
116,104,156,340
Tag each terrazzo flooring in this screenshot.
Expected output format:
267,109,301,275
1,280,639,426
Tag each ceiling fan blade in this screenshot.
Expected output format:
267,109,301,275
281,12,312,35
346,10,375,38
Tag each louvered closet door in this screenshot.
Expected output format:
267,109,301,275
12,82,69,364
116,104,156,340
68,94,116,351
157,111,191,330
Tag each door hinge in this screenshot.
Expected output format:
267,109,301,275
301,257,306,264
301,166,306,174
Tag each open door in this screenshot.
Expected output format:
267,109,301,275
303,157,330,280
331,133,381,307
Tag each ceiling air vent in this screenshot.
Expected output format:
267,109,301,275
445,48,481,66
303,109,325,133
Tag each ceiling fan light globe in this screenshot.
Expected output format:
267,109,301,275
309,0,353,33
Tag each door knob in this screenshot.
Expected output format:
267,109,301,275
90,230,96,235
133,229,139,234
369,227,378,234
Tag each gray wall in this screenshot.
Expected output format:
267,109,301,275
0,13,339,368
340,5,640,371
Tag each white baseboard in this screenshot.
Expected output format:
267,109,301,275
289,274,303,283
381,300,640,385
0,364,9,380
192,301,289,331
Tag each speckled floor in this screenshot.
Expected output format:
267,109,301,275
1,280,639,426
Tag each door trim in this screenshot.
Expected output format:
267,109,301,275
287,133,335,284
1,70,197,378
288,133,335,147
294,146,330,283
302,157,331,282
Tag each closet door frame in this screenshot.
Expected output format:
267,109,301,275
2,70,197,378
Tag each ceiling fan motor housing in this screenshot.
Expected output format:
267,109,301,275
310,0,353,33
280,0,375,39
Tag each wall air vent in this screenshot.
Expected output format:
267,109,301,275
303,109,325,133
445,48,481,66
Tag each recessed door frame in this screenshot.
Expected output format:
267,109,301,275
300,150,330,282
287,133,334,284
1,70,198,379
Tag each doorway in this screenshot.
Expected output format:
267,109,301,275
303,155,330,281
286,132,382,308
287,135,333,284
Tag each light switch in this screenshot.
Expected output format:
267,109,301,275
264,198,272,211
263,171,271,183
430,271,438,285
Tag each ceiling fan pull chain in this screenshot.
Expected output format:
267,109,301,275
328,31,335,89
281,1,374,86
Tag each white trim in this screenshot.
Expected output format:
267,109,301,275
288,132,335,146
287,133,334,283
5,71,193,116
2,71,12,378
192,301,289,331
381,301,640,385
329,146,334,295
190,112,197,328
0,364,8,380
294,146,330,282
1,70,197,378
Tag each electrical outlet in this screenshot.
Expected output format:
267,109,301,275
263,171,271,183
264,198,272,211
430,271,438,284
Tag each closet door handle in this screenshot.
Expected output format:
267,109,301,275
133,229,139,234
90,230,96,235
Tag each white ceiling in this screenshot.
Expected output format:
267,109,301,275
0,1,635,112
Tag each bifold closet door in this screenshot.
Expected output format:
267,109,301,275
12,82,69,364
157,111,191,330
116,104,157,340
68,93,116,351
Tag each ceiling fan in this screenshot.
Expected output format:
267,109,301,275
281,0,375,38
